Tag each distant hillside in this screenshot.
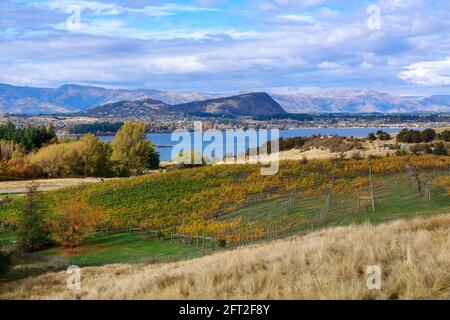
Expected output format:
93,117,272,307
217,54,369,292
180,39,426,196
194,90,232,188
168,92,285,117
81,92,285,118
81,98,170,118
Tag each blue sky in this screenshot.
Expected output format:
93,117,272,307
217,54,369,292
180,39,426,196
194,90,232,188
1,0,450,95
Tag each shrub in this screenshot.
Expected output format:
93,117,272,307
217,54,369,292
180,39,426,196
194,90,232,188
433,142,448,156
29,135,108,178
410,144,432,155
351,151,363,160
396,129,422,143
420,129,436,143
376,131,391,141
217,239,227,248
438,130,450,142
0,249,12,275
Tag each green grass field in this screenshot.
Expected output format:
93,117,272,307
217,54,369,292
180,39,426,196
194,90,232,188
0,229,211,282
42,231,207,265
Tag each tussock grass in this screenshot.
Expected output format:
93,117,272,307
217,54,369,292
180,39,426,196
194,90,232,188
1,215,449,300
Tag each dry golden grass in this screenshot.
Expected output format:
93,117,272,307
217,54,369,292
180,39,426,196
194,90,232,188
0,178,118,194
1,215,449,300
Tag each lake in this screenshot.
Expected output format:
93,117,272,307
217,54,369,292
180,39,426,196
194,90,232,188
99,128,402,162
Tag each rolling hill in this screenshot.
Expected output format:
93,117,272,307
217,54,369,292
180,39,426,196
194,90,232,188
80,92,286,118
169,92,285,117
80,98,170,118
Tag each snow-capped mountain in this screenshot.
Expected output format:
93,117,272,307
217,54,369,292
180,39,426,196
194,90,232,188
269,90,450,113
0,84,449,115
0,83,214,114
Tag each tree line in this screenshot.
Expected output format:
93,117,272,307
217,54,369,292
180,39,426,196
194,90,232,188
68,122,124,135
0,122,56,152
396,128,449,143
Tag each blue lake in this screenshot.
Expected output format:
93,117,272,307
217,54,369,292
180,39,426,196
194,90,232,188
99,127,402,162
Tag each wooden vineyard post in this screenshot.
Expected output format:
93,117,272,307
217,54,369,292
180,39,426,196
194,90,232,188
212,237,215,251
369,165,375,213
196,234,199,247
356,165,376,214
414,171,421,196
203,233,206,250
320,167,336,223
356,192,360,211
424,183,431,205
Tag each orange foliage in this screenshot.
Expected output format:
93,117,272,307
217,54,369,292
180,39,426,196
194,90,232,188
52,201,102,251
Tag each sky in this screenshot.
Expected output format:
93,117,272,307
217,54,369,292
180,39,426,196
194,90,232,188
1,0,450,95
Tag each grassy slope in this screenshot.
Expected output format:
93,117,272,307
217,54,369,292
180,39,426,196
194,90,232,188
1,214,449,300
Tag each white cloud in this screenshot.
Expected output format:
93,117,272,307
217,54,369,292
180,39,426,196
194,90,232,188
317,61,342,69
33,1,220,17
277,14,316,23
399,58,450,85
35,0,123,15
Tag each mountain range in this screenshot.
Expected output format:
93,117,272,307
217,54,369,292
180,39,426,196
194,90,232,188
1,83,450,115
271,90,450,113
0,83,216,114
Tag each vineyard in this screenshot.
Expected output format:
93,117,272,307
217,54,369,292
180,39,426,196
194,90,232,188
1,155,449,250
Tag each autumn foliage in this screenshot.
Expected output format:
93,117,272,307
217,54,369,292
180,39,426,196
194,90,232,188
51,202,101,252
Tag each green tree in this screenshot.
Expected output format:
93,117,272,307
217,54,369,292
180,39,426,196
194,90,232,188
17,183,52,251
367,133,377,141
438,130,450,142
0,122,56,152
52,202,101,253
433,142,448,155
0,249,12,275
396,129,422,143
80,134,107,177
420,128,436,143
111,122,159,174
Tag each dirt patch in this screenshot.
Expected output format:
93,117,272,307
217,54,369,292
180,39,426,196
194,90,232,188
0,178,116,194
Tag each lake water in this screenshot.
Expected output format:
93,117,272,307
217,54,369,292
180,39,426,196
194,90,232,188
98,128,401,162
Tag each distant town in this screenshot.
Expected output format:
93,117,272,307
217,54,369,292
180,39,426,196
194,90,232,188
1,113,449,136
